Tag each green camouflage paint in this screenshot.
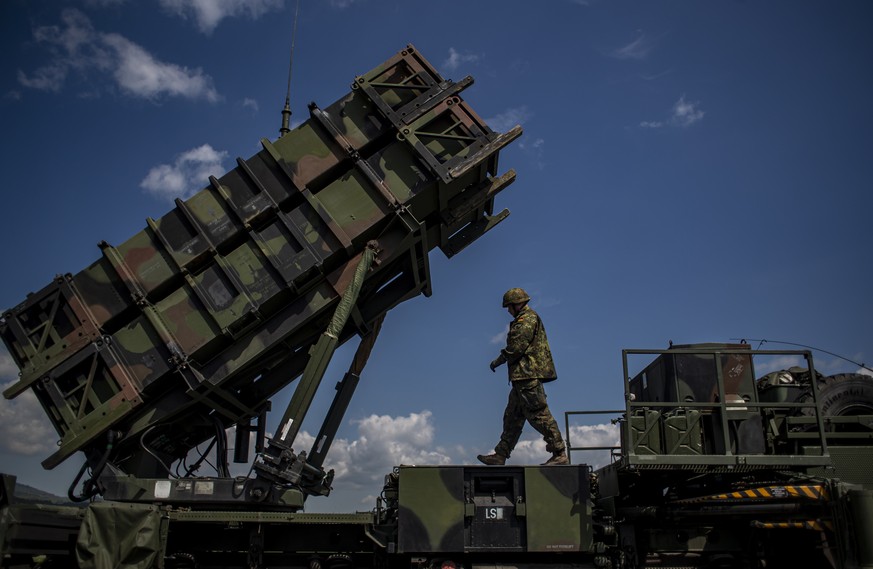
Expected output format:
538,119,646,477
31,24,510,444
0,44,521,480
524,465,592,552
395,465,592,554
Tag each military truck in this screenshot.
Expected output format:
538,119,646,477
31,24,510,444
2,45,873,569
566,344,873,568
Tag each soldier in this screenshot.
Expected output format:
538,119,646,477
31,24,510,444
477,288,568,466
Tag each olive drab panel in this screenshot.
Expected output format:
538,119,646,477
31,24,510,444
396,465,592,554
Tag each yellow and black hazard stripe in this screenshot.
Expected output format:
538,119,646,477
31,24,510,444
751,520,834,532
674,484,830,504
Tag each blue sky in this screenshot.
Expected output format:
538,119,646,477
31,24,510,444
1,0,871,512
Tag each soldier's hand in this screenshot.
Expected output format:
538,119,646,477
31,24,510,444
490,358,501,372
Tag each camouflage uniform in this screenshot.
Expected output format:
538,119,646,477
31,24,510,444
490,305,565,458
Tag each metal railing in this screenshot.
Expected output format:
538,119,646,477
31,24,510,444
565,347,837,470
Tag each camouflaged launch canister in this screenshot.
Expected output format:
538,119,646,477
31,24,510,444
0,45,521,476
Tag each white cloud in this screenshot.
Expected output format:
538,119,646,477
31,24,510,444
104,34,220,101
329,0,360,8
753,354,807,376
481,107,537,164
0,352,18,379
518,137,546,170
485,106,531,133
33,9,98,57
317,411,453,490
442,47,481,72
742,352,873,381
18,9,107,92
311,417,614,510
507,438,549,463
611,32,653,61
140,144,228,202
159,0,283,34
568,423,620,468
490,324,508,346
18,9,220,102
17,65,68,92
242,97,259,113
640,95,705,130
177,413,452,484
509,422,619,469
0,352,57,456
672,95,705,126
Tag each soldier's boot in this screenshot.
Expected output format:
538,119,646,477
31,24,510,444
542,451,569,466
477,453,507,466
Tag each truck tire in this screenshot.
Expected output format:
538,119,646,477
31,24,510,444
815,373,873,417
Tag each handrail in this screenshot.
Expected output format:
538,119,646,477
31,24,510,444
565,347,840,469
564,409,623,466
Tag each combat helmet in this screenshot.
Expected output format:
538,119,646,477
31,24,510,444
502,288,531,307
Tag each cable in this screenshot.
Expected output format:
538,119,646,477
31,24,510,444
68,461,92,503
732,338,872,373
211,415,231,478
68,431,116,502
202,455,218,473
185,439,217,477
231,458,258,499
140,426,177,478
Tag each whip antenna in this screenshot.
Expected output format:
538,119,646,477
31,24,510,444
732,338,872,373
279,0,301,136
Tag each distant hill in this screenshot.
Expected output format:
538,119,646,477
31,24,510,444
11,480,82,507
